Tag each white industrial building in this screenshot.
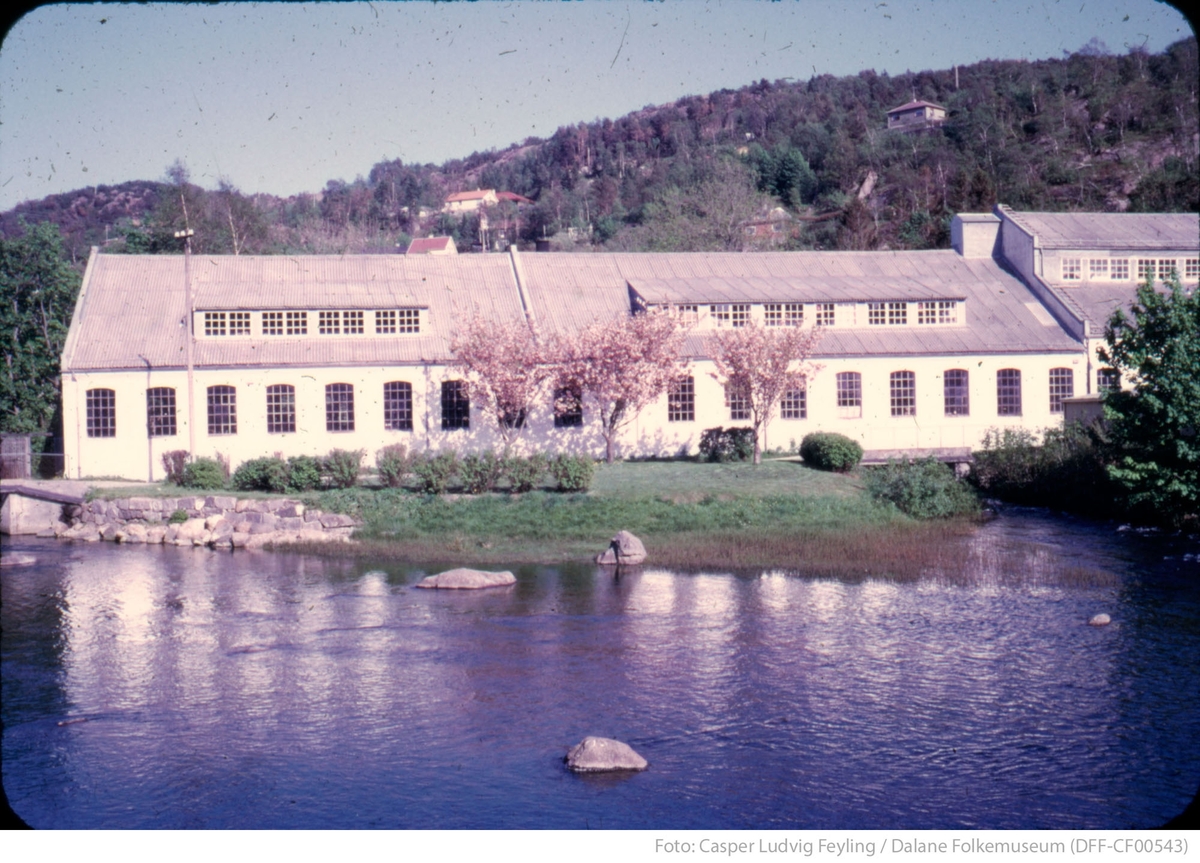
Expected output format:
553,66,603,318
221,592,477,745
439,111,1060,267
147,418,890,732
59,208,1198,481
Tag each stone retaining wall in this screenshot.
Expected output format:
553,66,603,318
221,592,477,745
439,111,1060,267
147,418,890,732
44,495,359,550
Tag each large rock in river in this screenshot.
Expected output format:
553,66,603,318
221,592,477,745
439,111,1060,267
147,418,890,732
415,568,516,590
595,530,647,566
565,736,648,773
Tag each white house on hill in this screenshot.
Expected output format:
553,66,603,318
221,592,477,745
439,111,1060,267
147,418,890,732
60,209,1198,481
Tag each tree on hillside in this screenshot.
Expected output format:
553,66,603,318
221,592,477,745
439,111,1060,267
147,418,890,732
552,308,690,463
1100,273,1200,526
709,320,823,464
0,222,81,436
450,312,552,447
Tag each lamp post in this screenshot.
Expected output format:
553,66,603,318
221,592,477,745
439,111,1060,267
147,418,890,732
176,228,196,457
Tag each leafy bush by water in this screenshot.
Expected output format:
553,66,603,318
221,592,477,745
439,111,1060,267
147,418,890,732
324,449,364,490
460,450,504,494
232,456,289,493
162,450,189,485
412,451,459,495
800,433,863,472
548,454,595,492
970,424,1114,515
865,458,979,519
375,444,411,489
180,457,227,490
505,453,547,493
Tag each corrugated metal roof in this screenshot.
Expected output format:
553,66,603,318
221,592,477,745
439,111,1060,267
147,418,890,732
1003,209,1200,251
65,253,526,371
887,100,945,113
1057,283,1141,330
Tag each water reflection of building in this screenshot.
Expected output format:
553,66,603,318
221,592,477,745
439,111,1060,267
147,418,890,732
60,209,1198,481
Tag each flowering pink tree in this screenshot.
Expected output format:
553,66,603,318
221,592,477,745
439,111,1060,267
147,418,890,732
450,312,552,447
553,308,690,463
710,320,822,464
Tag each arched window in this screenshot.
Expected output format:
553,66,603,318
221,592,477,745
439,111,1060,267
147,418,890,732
1049,368,1073,413
383,382,413,431
325,383,355,432
997,370,1022,416
266,384,295,434
146,387,176,437
943,370,969,417
890,371,916,417
836,372,861,419
207,386,237,435
86,388,116,438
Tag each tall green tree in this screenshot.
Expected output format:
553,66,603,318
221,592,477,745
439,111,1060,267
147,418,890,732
1100,274,1200,525
0,222,82,434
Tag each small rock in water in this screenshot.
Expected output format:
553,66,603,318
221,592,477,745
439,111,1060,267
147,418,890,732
0,552,37,567
565,736,648,773
1089,613,1112,627
415,568,516,590
595,530,647,566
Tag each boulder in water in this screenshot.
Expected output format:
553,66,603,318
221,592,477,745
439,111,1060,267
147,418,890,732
565,736,648,773
1088,613,1112,626
415,568,516,590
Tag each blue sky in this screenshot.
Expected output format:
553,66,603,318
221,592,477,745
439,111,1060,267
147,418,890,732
0,0,1193,211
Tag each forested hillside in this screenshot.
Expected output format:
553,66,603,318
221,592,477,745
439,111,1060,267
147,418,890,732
2,36,1195,261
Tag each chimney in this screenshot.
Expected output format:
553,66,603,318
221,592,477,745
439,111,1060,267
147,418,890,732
951,213,1001,259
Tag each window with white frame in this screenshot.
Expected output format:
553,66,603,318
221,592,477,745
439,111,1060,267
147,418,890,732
229,312,251,335
890,371,916,417
836,372,862,419
1097,368,1120,393
725,383,750,421
342,310,365,335
325,383,355,431
997,369,1021,416
204,312,227,336
146,387,176,437
318,311,341,335
1111,259,1129,280
1186,259,1200,280
441,380,470,430
1048,367,1073,413
867,303,886,325
780,387,806,420
1089,259,1109,280
764,303,803,326
1061,258,1081,281
397,309,420,333
711,304,750,327
676,305,699,325
1137,259,1156,281
943,370,969,417
262,311,284,336
86,388,116,438
375,310,397,334
815,303,836,326
383,381,413,430
266,384,295,434
553,385,583,428
207,386,237,435
917,301,957,325
286,311,308,335
668,377,695,422
1158,259,1176,280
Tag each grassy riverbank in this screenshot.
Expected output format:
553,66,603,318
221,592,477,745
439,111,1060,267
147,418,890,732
300,460,981,575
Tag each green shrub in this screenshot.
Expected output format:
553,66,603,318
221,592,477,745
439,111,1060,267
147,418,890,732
180,457,227,490
460,450,504,494
699,427,756,462
548,453,595,492
286,455,322,492
161,450,189,485
800,432,863,472
324,449,365,490
970,424,1114,516
412,451,459,495
376,444,411,489
865,458,980,519
232,456,289,493
167,508,189,524
504,453,547,493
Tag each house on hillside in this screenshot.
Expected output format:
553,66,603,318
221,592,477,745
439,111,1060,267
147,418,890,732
443,189,499,214
59,209,1198,481
886,99,947,131
496,191,534,206
405,236,458,256
741,207,795,248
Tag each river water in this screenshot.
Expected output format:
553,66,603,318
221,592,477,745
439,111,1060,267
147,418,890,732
3,509,1198,830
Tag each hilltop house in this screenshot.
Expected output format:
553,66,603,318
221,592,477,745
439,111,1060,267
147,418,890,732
59,209,1198,481
443,189,499,214
886,100,947,131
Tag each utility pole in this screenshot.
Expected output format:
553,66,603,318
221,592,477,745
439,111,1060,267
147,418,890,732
176,228,196,456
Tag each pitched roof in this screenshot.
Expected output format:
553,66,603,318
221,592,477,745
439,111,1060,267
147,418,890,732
64,253,526,372
406,236,455,254
445,190,495,203
999,208,1200,251
496,191,534,205
887,99,945,114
